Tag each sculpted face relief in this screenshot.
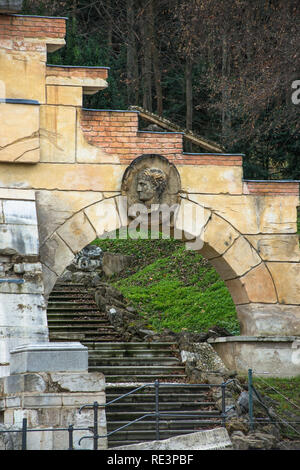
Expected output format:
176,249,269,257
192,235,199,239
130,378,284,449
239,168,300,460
136,168,167,207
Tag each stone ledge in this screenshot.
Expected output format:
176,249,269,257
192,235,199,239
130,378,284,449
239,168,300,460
208,335,300,343
10,342,88,374
1,371,105,395
208,335,300,377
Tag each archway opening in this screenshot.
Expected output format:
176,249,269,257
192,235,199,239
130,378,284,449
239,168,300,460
46,226,240,346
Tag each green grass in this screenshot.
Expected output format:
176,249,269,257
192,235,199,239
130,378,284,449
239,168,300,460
252,375,300,438
93,231,240,335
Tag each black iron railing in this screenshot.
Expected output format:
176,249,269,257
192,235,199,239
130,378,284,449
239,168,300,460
0,379,235,450
78,379,235,449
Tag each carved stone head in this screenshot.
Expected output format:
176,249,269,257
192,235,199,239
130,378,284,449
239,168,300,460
136,167,167,206
121,154,181,216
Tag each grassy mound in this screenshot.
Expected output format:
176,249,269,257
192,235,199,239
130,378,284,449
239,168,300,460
93,232,240,335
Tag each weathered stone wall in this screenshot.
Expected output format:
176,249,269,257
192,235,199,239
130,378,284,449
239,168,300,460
0,189,48,377
0,370,107,450
0,9,299,377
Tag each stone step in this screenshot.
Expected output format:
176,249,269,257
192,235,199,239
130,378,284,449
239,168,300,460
48,294,85,298
50,336,123,343
45,283,221,448
103,402,216,412
49,333,121,341
105,410,220,421
88,365,185,375
84,342,178,350
89,357,180,366
89,349,179,358
51,322,114,336
105,384,213,395
47,307,99,313
106,419,221,432
98,375,187,383
48,304,96,309
106,393,211,403
48,319,110,326
54,283,84,287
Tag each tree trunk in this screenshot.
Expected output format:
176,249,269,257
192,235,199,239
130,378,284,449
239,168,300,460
149,0,163,115
107,0,113,48
185,57,193,131
221,33,231,144
185,57,193,152
126,0,139,105
140,3,152,111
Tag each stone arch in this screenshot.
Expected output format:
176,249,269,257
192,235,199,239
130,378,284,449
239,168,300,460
40,194,278,336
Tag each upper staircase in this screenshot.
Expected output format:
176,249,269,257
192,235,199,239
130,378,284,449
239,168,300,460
47,282,221,448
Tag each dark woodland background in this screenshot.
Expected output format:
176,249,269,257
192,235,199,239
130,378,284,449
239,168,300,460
23,0,300,179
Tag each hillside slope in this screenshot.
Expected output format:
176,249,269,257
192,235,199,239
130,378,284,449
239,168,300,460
93,233,240,335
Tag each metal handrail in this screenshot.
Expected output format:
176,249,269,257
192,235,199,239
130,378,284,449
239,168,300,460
78,379,235,449
0,379,235,450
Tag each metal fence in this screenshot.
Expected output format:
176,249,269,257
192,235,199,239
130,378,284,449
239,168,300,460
0,378,235,450
78,379,235,449
247,369,300,438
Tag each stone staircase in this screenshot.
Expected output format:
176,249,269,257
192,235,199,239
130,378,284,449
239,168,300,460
105,384,221,447
47,282,221,448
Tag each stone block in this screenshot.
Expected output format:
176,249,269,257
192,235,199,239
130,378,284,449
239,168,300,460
3,200,37,225
40,233,75,276
9,342,88,374
225,278,249,305
239,263,277,303
49,372,105,392
114,427,232,450
0,188,35,201
23,394,63,408
5,396,21,408
188,194,298,234
0,224,39,256
208,336,300,377
35,408,60,427
200,213,239,259
46,85,82,106
0,201,3,224
40,105,76,163
174,198,210,249
267,262,300,304
3,409,14,425
210,236,261,280
246,234,300,262
41,263,57,298
0,276,44,295
56,211,97,255
236,303,300,336
36,190,103,245
84,199,122,238
0,163,123,192
0,51,46,103
179,165,243,194
61,392,104,406
46,68,107,90
0,293,47,329
26,429,54,450
0,102,40,163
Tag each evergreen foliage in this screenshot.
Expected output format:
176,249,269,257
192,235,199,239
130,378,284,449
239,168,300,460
22,1,300,180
